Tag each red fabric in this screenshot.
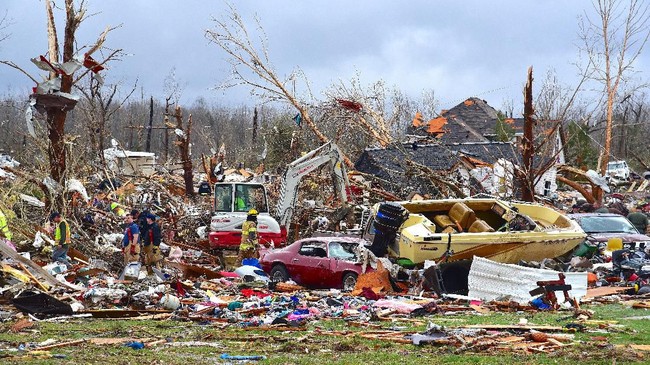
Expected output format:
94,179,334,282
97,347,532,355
83,54,105,73
240,289,270,298
174,281,187,297
219,271,240,278
336,99,363,112
360,287,380,300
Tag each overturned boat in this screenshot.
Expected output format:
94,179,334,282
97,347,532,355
363,198,586,292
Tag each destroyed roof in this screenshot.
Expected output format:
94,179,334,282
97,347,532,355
354,141,519,195
409,97,524,143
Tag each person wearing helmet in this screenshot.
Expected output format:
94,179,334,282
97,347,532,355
111,202,126,217
0,208,12,242
237,208,260,265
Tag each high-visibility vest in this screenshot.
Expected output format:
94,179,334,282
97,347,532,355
0,211,11,241
55,220,71,245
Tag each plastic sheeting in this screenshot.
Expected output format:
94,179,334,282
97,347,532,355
12,291,73,315
467,256,587,305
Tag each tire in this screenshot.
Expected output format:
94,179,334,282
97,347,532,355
270,265,289,283
342,272,358,291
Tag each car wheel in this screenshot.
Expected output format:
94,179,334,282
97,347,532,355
270,265,289,283
342,272,358,291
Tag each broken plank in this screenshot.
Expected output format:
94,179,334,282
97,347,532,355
81,309,172,318
18,262,49,291
460,324,564,331
33,339,86,351
0,241,81,291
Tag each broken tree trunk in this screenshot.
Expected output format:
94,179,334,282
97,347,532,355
557,176,595,204
171,106,194,197
521,66,536,202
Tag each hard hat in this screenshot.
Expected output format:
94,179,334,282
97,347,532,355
248,209,258,215
110,202,119,210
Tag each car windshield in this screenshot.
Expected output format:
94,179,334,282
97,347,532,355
578,216,639,234
328,241,356,261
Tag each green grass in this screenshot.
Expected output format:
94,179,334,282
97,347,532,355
0,303,648,364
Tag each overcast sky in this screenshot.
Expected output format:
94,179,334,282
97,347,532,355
1,1,648,115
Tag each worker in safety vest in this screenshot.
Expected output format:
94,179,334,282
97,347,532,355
237,209,260,265
0,209,12,242
50,212,72,267
111,202,126,217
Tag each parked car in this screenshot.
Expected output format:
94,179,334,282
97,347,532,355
568,213,650,251
259,237,371,290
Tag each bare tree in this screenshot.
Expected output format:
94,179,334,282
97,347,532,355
0,11,9,44
205,3,364,167
580,0,650,201
76,78,137,166
166,106,194,197
0,0,122,202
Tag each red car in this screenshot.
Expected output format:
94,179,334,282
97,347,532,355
259,236,372,290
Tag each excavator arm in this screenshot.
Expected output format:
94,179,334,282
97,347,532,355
275,142,351,229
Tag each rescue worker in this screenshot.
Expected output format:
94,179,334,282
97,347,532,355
0,208,12,243
235,193,247,211
50,212,72,267
628,204,649,249
122,212,141,264
237,209,260,265
111,202,126,217
142,213,163,271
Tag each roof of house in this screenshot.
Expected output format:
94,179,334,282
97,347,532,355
354,141,519,196
409,97,524,142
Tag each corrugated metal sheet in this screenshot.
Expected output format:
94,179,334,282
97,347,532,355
467,256,587,304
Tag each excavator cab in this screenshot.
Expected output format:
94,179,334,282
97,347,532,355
213,183,269,213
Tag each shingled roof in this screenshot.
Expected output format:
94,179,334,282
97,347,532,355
354,141,519,196
409,97,524,143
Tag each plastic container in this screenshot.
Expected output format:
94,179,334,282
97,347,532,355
573,242,597,257
123,262,141,281
160,294,181,310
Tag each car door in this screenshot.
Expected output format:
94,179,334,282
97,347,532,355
290,240,331,287
325,241,357,287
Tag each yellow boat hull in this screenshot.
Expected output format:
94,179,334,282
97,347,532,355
370,199,586,264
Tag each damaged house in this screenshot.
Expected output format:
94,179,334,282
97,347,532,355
355,141,520,198
103,147,157,177
355,97,562,199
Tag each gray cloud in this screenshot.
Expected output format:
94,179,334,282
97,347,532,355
1,1,642,114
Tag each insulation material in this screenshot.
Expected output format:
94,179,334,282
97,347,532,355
66,178,90,201
467,256,587,305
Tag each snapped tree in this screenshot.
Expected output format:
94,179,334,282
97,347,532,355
0,0,121,209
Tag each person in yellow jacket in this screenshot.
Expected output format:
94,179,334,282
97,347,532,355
50,212,72,267
110,202,126,217
237,209,260,265
0,209,12,242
